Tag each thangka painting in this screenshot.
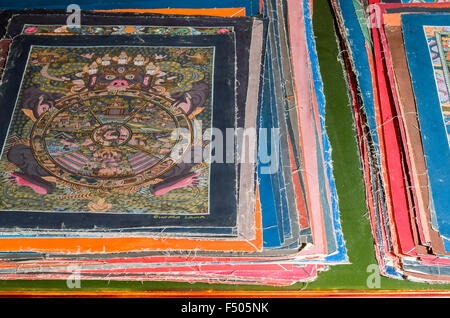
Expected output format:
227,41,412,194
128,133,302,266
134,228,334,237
0,45,214,215
424,26,450,146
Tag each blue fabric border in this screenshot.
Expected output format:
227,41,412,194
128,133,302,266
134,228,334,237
402,13,450,246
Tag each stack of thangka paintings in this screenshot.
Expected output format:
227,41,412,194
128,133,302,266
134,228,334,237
0,0,348,286
332,0,450,283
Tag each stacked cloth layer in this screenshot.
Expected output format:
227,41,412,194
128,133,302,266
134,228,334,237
332,0,450,283
0,0,347,286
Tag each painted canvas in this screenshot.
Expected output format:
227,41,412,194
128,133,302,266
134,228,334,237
424,26,450,145
0,33,240,234
0,45,214,215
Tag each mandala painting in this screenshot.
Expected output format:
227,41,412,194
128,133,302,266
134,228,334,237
0,45,214,215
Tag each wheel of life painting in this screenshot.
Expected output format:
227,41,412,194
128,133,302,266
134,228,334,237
30,89,193,190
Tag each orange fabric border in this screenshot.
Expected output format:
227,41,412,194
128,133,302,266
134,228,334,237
94,8,246,17
0,188,262,253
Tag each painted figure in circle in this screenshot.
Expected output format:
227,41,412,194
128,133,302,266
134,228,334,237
7,86,63,194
